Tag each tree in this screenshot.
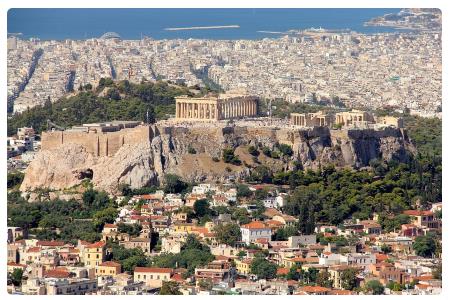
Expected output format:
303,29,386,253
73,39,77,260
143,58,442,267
278,144,293,157
366,280,384,295
198,279,213,290
250,257,278,279
236,184,253,198
232,207,251,225
193,199,210,218
341,268,358,290
386,281,403,292
293,188,317,234
118,183,132,196
249,165,273,183
316,271,332,288
237,250,247,260
10,268,23,286
93,207,118,231
286,265,301,281
413,235,437,258
164,174,187,194
381,244,392,254
122,255,149,273
303,267,319,285
248,145,259,156
272,226,298,241
117,223,142,237
160,281,182,295
214,223,241,246
261,147,271,157
7,172,25,189
222,148,241,165
106,88,121,100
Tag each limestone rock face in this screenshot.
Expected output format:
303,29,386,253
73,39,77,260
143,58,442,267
20,143,96,191
92,142,157,193
21,142,157,195
21,125,415,196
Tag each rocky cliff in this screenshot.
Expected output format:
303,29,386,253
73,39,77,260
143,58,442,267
20,124,415,195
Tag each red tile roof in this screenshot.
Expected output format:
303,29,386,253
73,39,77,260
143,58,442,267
171,273,184,282
241,221,270,230
276,268,289,275
37,241,65,247
329,289,353,295
27,246,41,253
134,267,173,273
99,261,121,267
7,262,26,267
301,286,331,293
104,224,117,228
403,210,434,216
45,269,71,278
85,241,106,249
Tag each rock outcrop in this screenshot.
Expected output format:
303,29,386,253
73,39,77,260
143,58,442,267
21,124,416,196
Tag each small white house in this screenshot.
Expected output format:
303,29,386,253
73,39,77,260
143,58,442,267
240,221,272,245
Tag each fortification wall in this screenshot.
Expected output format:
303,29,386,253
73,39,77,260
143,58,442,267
41,125,153,157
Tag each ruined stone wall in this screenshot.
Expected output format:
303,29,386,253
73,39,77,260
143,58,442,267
41,125,153,157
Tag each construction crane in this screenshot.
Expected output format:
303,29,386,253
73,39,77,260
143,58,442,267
47,120,65,131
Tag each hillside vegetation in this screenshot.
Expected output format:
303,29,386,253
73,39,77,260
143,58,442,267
7,79,193,135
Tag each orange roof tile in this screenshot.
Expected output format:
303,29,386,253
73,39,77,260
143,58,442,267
27,247,41,253
403,210,434,216
37,241,65,247
171,273,184,282
103,224,117,228
7,262,26,267
329,289,353,295
241,221,270,230
277,268,289,275
415,283,429,289
45,269,70,278
85,241,106,248
301,286,331,293
134,267,173,273
99,261,121,267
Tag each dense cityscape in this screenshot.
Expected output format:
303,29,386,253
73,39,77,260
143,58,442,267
6,8,442,296
8,27,441,117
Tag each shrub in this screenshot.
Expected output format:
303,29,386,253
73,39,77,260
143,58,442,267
262,147,271,157
278,144,293,156
188,146,196,154
248,145,259,156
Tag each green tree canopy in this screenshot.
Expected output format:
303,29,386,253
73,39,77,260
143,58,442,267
250,257,278,279
214,223,242,246
413,234,437,258
366,280,384,295
164,174,188,194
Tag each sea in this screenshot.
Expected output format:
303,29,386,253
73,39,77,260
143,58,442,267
7,8,404,41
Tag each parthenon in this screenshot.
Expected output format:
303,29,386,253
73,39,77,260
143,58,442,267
175,92,258,121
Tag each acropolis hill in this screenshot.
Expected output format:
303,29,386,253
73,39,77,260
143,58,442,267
21,111,415,196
